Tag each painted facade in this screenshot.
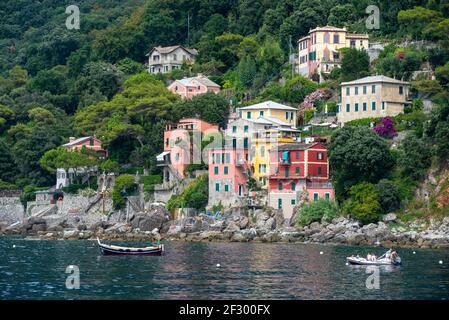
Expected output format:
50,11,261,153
268,143,334,219
297,26,369,81
208,148,249,207
337,75,411,124
157,118,219,184
236,101,298,127
147,46,197,74
167,76,221,99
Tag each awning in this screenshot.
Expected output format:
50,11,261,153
156,151,170,161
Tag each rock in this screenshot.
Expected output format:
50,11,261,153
77,224,87,231
199,231,222,241
63,229,79,239
231,232,249,242
383,213,397,223
224,221,240,233
238,217,249,229
131,209,168,232
22,217,46,232
262,231,280,243
309,222,321,230
264,217,276,230
240,228,257,240
347,233,365,245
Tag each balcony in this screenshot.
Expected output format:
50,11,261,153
307,181,333,189
156,151,171,166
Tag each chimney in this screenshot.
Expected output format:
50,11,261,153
197,73,203,78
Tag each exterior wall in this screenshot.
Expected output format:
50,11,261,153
268,192,300,219
148,47,196,74
238,107,297,126
208,148,248,207
64,137,104,153
338,81,410,124
307,187,334,202
298,27,369,80
168,79,221,99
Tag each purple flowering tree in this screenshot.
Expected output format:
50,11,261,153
373,117,397,138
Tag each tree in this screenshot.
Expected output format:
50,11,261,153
297,199,340,226
435,62,449,86
238,56,257,89
112,175,137,209
397,134,431,180
328,127,395,200
376,179,401,213
340,48,370,82
0,139,18,184
328,4,357,27
398,6,443,40
343,182,383,224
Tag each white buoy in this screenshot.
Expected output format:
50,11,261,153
439,260,443,265
413,251,416,254
345,262,349,266
216,263,221,267
12,245,16,248
320,251,323,255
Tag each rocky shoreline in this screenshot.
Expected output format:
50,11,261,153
2,206,449,249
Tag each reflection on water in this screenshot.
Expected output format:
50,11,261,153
0,237,448,300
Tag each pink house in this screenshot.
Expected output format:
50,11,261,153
167,76,221,99
157,118,219,184
62,136,107,158
208,147,249,208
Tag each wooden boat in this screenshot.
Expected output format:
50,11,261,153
97,238,164,256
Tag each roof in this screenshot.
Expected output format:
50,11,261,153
237,101,297,111
309,25,347,33
253,116,297,128
346,33,369,39
62,137,97,148
147,45,198,56
176,76,220,88
156,151,170,161
341,75,410,86
272,142,324,152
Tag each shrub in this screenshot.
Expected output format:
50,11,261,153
343,182,382,224
373,117,397,138
0,179,17,190
167,174,209,211
345,117,382,128
141,175,162,192
112,175,137,209
296,199,340,226
376,179,401,213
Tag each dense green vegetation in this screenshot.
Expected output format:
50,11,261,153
0,0,448,223
296,199,340,226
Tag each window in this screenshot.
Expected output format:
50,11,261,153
226,153,231,164
278,183,283,191
175,85,178,91
173,54,177,60
313,193,319,201
372,85,376,94
224,185,229,192
291,199,296,205
285,167,289,177
355,87,358,95
317,152,324,160
278,198,282,209
243,138,249,148
363,102,367,111
295,151,300,160
260,111,264,117
260,146,265,157
244,125,249,133
224,166,228,175
346,87,350,96
350,40,356,48
309,51,316,60
164,65,169,72
232,126,237,133
363,86,367,94
360,40,363,46
382,102,385,110
275,167,279,174
333,52,340,61
295,167,300,174
291,182,296,190
232,139,237,148
372,101,376,111
324,32,330,43
399,86,404,95
325,193,330,201
89,138,94,146
333,34,339,43
317,167,322,175
214,166,218,174
355,103,359,112
175,153,180,161
247,112,251,119
346,104,350,112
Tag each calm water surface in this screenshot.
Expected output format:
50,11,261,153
0,237,448,299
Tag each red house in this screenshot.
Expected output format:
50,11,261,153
268,142,334,219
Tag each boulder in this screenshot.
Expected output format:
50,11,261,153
224,220,240,233
131,210,168,232
383,213,397,223
238,217,249,229
231,232,249,242
63,229,79,239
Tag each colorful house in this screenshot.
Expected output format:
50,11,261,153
236,101,298,127
57,136,107,189
297,26,369,81
147,45,197,74
167,75,221,99
156,118,219,184
337,75,411,125
208,147,250,208
268,142,334,219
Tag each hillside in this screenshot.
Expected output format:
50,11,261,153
0,0,448,223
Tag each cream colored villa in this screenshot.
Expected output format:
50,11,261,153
298,26,369,81
337,76,411,125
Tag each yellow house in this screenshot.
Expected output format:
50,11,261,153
297,25,369,81
236,101,298,127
